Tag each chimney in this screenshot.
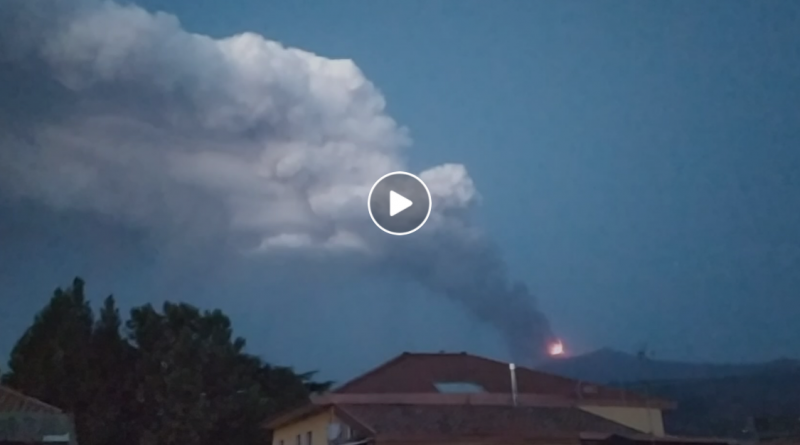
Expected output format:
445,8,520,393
509,363,518,407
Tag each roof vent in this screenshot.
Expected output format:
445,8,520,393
509,363,518,407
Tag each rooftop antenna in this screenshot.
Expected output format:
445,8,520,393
509,363,518,407
636,344,657,445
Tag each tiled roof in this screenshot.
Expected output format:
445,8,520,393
335,404,640,440
0,386,63,414
335,352,668,407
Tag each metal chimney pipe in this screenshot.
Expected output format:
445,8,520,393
509,363,518,407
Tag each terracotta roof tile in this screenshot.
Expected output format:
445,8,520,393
335,353,667,407
336,404,641,440
0,386,63,414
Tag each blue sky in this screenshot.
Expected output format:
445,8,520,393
1,0,799,380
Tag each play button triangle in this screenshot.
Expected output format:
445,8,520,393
389,190,413,216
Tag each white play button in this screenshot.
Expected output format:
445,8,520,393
368,171,432,236
389,190,413,216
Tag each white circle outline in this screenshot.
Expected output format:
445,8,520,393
367,171,432,236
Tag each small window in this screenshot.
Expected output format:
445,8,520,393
279,440,284,445
434,381,485,393
306,431,313,445
296,434,301,445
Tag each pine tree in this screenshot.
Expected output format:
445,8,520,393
84,295,137,445
4,277,95,414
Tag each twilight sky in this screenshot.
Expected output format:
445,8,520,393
1,0,799,381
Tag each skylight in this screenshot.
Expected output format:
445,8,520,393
434,382,485,393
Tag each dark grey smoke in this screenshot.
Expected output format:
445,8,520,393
387,227,555,364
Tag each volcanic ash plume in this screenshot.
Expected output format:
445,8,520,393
0,0,554,361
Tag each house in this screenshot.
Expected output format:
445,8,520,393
265,352,733,445
0,386,76,445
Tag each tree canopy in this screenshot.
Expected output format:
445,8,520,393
2,277,332,445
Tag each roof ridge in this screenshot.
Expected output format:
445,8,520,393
405,350,552,373
403,351,470,356
335,351,511,392
334,352,413,393
404,351,517,364
0,385,63,413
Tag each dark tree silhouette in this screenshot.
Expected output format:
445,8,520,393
2,277,332,445
4,278,95,418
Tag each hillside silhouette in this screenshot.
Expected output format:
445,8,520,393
538,349,800,438
538,348,796,383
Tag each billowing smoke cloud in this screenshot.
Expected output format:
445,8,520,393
0,0,554,363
